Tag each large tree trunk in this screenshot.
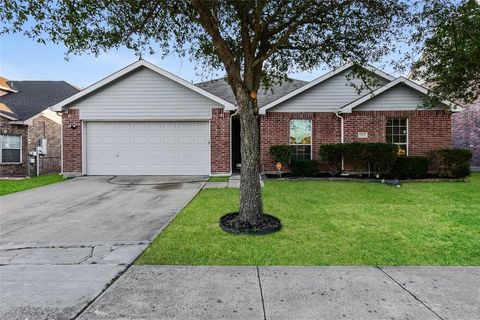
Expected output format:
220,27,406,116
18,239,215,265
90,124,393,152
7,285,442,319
238,94,263,226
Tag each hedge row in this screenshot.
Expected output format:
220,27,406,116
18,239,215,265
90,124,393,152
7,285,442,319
269,143,472,179
429,148,472,179
393,156,429,179
320,142,398,176
319,143,472,179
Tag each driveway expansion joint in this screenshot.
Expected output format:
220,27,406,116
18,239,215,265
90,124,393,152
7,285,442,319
256,266,268,320
376,266,445,320
0,241,147,251
71,263,134,320
0,242,149,265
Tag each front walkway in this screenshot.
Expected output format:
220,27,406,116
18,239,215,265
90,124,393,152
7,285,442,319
204,174,265,189
78,266,479,320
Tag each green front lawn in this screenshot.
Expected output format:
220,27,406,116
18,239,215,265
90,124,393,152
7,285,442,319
0,174,65,196
137,173,480,266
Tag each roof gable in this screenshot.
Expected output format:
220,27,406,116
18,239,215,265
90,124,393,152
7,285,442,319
259,63,395,114
51,59,235,112
340,77,463,113
70,67,229,121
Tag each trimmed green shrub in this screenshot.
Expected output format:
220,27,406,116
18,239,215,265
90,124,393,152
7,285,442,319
319,144,343,175
393,156,429,179
342,142,397,176
429,148,472,179
291,160,318,177
269,145,290,165
365,143,398,176
343,142,369,173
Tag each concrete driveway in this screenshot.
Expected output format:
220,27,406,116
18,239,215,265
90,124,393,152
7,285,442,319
0,176,206,320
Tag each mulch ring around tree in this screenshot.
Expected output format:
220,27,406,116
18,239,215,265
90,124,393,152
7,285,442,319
219,212,282,235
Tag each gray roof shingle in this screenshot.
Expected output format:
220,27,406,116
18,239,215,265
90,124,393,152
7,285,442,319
196,78,307,107
0,81,79,121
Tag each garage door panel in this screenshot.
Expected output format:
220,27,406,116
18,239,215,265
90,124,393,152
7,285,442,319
118,122,132,131
117,136,131,144
102,123,118,133
148,136,162,144
178,136,192,144
194,150,209,159
86,121,210,175
133,136,147,144
133,123,147,132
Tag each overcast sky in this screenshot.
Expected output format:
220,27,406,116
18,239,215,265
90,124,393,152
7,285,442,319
1,32,407,89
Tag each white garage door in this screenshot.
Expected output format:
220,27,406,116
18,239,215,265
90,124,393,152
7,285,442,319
85,121,210,175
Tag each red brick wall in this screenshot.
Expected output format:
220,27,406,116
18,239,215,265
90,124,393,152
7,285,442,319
28,116,62,174
343,112,385,143
409,111,452,155
260,110,451,173
210,108,230,174
260,112,341,172
452,101,480,169
344,110,451,155
0,117,29,176
62,109,82,176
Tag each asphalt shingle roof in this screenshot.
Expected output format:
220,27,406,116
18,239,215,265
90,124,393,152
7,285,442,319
196,78,308,107
0,81,79,121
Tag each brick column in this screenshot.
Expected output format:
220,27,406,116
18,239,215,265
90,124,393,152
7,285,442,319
210,108,230,174
62,109,82,176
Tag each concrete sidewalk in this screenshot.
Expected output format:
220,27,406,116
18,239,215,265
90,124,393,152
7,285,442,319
79,266,480,320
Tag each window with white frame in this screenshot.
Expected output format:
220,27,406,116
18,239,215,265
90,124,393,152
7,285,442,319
1,135,22,163
386,118,408,156
290,119,312,160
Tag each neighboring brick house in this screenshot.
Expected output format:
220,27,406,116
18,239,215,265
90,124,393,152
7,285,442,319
452,99,480,170
406,71,479,171
50,60,461,177
0,78,78,177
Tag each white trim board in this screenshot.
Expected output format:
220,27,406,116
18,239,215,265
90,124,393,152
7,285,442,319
0,86,17,93
339,77,463,113
0,112,18,121
259,63,395,114
51,59,236,112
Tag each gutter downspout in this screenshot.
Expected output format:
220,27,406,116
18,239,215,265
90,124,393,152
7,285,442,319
335,111,345,171
59,112,63,176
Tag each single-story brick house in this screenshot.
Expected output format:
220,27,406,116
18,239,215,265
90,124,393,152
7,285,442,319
0,77,78,177
50,60,461,177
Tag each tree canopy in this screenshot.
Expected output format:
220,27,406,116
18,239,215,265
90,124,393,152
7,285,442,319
411,0,480,105
2,0,420,91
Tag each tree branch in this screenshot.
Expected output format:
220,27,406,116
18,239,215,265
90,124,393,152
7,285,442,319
189,0,242,86
252,0,355,67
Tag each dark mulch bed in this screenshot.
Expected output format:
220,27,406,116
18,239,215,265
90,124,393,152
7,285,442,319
220,212,282,235
264,173,465,182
